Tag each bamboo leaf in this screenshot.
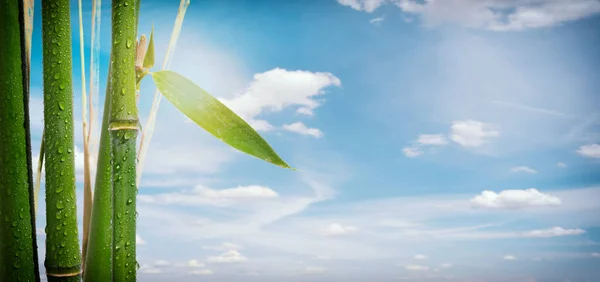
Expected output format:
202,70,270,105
143,25,154,69
150,70,291,169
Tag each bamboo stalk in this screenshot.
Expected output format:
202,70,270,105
77,0,93,270
0,0,39,280
136,0,190,186
34,133,44,214
41,0,82,280
108,0,140,280
82,64,113,281
88,0,101,155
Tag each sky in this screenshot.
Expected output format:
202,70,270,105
27,0,600,281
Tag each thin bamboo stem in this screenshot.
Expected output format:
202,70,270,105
41,0,82,280
77,0,93,270
88,0,101,152
136,0,190,186
83,63,113,281
109,0,140,280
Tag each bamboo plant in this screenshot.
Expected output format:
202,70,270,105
41,0,82,280
0,0,39,281
1,0,293,281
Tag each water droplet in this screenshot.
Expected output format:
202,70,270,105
124,131,133,140
57,147,64,154
67,148,72,153
60,241,66,247
54,73,60,80
19,209,25,219
59,83,66,90
121,88,126,95
56,200,65,210
126,39,133,48
126,198,133,205
60,156,65,162
58,102,65,111
13,261,21,269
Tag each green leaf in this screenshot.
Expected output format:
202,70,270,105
150,70,292,169
143,25,154,69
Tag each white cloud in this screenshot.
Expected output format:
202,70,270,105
576,144,600,158
556,162,567,168
189,269,214,275
202,242,243,251
139,264,162,274
405,264,429,271
522,227,585,238
207,250,248,263
188,259,206,268
138,185,279,207
445,226,586,239
470,188,561,209
337,0,386,12
402,146,422,158
393,0,600,31
283,122,324,138
370,17,385,25
510,166,538,174
221,68,340,131
592,253,600,258
503,255,517,261
440,263,452,268
417,134,448,146
413,254,427,260
154,260,171,267
136,234,146,245
302,266,326,275
450,120,500,148
321,223,359,236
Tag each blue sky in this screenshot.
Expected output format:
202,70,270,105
29,0,600,281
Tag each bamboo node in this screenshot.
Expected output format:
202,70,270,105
46,270,83,277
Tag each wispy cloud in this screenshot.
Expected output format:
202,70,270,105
450,120,500,148
577,144,600,159
402,146,422,158
282,122,324,138
405,264,429,271
503,255,517,261
207,250,248,263
470,188,561,209
370,16,384,25
337,0,386,13
136,234,146,246
320,223,359,236
510,166,538,174
490,100,569,118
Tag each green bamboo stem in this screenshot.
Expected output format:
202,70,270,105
0,0,39,280
41,0,82,280
83,64,113,281
109,0,140,280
